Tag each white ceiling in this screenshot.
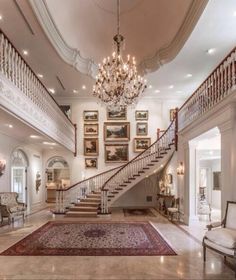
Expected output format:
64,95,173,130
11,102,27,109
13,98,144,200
146,0,236,99
0,108,65,152
0,0,235,102
43,0,193,65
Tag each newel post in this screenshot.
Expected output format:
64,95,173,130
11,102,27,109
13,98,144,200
175,107,179,151
101,189,109,214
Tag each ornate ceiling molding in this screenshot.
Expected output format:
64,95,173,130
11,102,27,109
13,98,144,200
139,0,208,75
29,0,208,78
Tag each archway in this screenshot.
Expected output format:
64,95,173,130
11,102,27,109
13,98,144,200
11,149,29,204
45,156,70,202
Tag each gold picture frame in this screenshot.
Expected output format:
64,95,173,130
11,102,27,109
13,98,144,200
84,138,99,156
85,158,98,169
107,107,127,120
136,122,148,136
135,110,148,120
134,138,151,153
169,109,177,122
105,144,129,163
84,123,99,136
104,122,130,141
83,110,99,122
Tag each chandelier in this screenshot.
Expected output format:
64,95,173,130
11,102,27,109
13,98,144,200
93,0,147,107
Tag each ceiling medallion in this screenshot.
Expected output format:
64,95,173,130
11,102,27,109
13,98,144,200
93,0,147,108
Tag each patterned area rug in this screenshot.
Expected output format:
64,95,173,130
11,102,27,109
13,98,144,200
123,208,156,217
0,221,176,256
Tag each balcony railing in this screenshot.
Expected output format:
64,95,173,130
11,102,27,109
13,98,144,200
178,47,236,131
0,30,76,154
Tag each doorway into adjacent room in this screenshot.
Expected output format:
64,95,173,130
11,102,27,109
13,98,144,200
189,127,221,223
11,149,28,204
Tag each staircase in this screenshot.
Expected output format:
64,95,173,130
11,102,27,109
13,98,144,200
66,192,101,217
100,118,177,214
55,117,177,216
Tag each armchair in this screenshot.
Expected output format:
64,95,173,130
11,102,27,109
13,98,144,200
0,192,26,224
203,201,236,277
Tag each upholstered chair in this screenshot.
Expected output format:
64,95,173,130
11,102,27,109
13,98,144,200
0,192,26,224
203,201,236,277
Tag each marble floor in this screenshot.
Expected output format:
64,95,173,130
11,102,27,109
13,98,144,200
0,207,234,280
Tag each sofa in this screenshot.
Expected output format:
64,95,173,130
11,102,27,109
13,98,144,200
0,192,26,224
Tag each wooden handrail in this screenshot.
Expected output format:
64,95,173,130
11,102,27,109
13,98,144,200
57,164,124,192
0,28,74,126
101,115,177,191
179,46,236,112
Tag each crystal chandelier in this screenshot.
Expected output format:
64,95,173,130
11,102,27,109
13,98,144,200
93,0,147,107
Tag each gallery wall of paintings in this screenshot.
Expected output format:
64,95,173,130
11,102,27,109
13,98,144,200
58,97,184,180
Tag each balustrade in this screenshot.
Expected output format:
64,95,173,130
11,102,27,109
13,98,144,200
0,31,76,153
55,165,123,213
179,47,236,130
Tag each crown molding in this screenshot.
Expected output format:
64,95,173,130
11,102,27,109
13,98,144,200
138,0,208,75
29,0,208,77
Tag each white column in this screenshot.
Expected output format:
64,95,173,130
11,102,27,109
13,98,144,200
218,118,236,217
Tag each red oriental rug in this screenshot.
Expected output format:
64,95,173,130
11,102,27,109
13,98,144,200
0,221,177,256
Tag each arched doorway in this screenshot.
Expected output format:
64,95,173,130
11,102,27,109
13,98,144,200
45,156,70,202
11,149,29,204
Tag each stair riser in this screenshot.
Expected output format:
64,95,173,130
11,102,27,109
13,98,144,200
80,199,101,203
69,208,97,212
75,203,100,207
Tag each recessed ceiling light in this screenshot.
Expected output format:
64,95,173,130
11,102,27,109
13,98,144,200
169,85,174,89
82,85,86,90
30,135,40,139
22,50,28,56
186,73,192,78
0,15,3,21
176,90,183,94
73,89,78,94
48,88,55,94
8,124,13,128
155,89,160,93
43,141,56,146
207,48,216,55
37,74,43,78
148,85,152,89
160,164,163,168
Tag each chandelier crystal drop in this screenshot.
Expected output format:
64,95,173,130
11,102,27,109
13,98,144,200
93,0,147,108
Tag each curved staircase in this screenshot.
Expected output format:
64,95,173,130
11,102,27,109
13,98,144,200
55,117,178,217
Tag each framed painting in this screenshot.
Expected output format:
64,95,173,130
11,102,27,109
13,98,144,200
134,138,151,153
104,122,130,141
59,105,71,119
84,123,99,136
84,138,99,156
135,110,148,120
213,171,221,190
105,144,129,163
107,106,127,120
136,122,148,136
83,110,99,122
85,158,97,168
170,109,177,121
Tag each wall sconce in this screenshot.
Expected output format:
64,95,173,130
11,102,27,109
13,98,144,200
177,162,184,175
0,159,6,176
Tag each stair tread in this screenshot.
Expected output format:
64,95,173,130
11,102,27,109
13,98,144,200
66,211,97,217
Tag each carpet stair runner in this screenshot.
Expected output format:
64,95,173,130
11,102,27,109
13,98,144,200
66,191,101,217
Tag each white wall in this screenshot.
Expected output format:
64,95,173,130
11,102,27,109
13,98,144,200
55,97,183,183
0,132,45,213
112,174,159,208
